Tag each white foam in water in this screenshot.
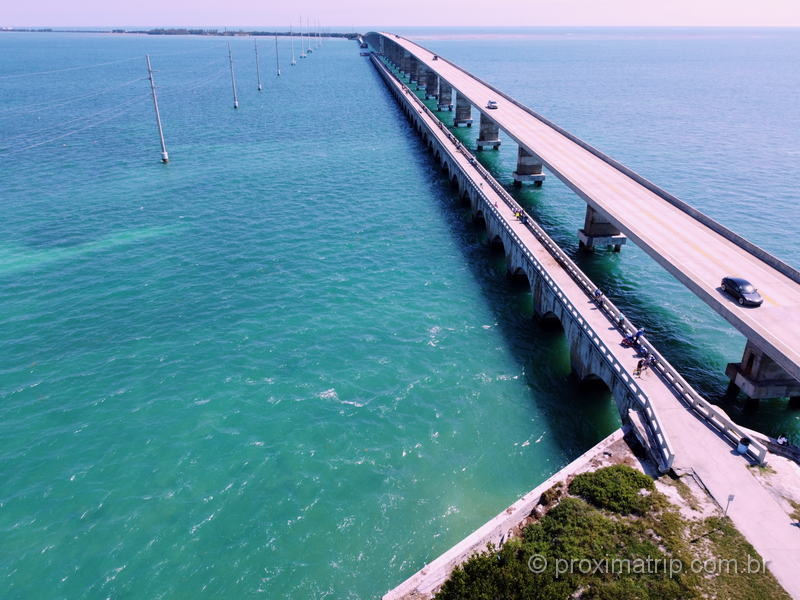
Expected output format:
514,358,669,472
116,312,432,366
318,388,338,401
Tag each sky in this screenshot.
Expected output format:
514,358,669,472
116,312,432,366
3,0,800,28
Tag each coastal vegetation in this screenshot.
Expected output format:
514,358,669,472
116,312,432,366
434,465,789,600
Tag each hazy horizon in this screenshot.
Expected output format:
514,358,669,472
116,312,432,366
4,25,800,35
4,0,800,28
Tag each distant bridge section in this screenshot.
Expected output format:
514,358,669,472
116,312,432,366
366,32,800,402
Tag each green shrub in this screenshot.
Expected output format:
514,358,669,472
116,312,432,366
539,482,564,506
435,497,691,600
569,465,654,514
433,465,787,600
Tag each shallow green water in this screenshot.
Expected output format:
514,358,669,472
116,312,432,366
0,28,798,598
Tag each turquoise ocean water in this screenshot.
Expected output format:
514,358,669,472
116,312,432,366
1,27,798,598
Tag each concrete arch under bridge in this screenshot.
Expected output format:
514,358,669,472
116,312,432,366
450,163,633,404
370,31,800,404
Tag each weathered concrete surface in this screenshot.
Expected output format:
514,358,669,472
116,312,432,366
415,63,427,91
437,81,453,111
369,52,800,598
454,92,472,127
578,205,627,251
399,50,410,77
375,32,800,397
408,56,420,84
424,68,438,99
727,340,800,399
476,112,501,150
512,146,545,186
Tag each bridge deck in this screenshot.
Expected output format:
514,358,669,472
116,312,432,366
371,52,800,598
381,33,800,384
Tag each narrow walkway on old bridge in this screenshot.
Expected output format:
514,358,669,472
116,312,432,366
369,32,800,405
368,50,800,597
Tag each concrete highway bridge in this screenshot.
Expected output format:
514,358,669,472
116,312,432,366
364,38,800,598
366,32,800,404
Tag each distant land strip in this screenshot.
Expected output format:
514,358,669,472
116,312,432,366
0,27,359,38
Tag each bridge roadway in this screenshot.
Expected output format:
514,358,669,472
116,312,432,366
370,52,800,598
374,32,800,391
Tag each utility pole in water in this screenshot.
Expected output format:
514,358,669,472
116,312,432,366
145,54,169,163
227,43,239,109
254,40,263,91
290,25,297,65
299,17,306,58
274,35,281,76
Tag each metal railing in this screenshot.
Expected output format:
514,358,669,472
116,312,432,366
371,53,767,467
373,34,800,287
372,54,676,471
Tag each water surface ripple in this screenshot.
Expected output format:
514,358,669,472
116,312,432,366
0,28,798,598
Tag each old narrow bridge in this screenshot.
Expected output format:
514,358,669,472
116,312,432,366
368,32,800,404
364,34,800,597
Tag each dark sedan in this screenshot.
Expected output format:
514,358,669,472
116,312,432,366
721,276,764,307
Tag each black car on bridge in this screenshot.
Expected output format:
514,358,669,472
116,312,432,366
721,276,763,307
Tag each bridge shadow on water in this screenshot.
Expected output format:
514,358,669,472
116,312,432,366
417,156,621,462
499,171,800,437
368,75,624,458
381,60,799,438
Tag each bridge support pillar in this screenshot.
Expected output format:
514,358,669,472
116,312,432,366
409,57,420,84
417,62,430,91
438,82,453,111
400,51,411,78
415,63,427,91
424,70,439,99
476,113,501,150
577,206,627,251
454,92,473,127
725,340,800,401
512,146,545,186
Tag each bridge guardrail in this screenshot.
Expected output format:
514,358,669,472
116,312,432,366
372,52,767,467
374,34,800,287
372,54,675,471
